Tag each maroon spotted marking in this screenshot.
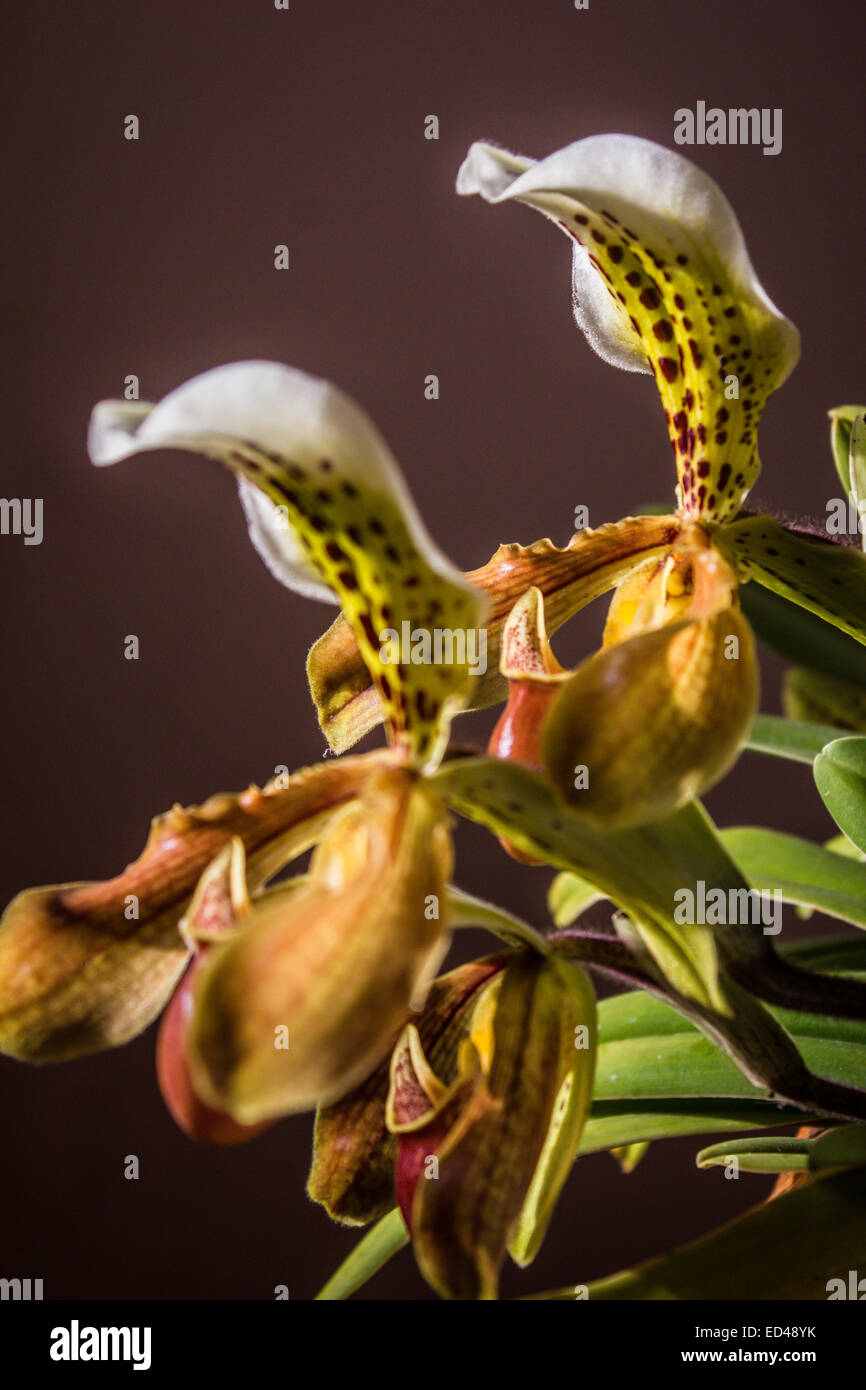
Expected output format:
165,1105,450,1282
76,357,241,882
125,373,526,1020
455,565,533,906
658,358,679,382
359,613,379,647
653,319,674,341
640,287,661,310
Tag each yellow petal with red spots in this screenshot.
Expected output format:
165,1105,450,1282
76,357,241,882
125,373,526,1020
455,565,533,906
458,136,799,522
88,362,487,771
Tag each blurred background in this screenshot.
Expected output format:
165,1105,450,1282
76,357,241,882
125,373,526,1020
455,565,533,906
1,0,863,1299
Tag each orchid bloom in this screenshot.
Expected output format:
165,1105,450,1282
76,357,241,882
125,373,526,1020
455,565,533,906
307,135,866,830
6,138,866,1304
0,362,494,1128
460,136,866,828
308,947,596,1300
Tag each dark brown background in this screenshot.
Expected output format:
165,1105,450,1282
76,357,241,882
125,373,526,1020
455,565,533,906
1,0,863,1300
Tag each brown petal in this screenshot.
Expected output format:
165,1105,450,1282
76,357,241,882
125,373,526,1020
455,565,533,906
0,753,382,1062
156,843,274,1145
308,954,506,1225
408,954,596,1300
187,767,454,1121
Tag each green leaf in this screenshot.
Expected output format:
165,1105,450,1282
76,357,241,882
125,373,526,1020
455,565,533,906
741,575,866,687
815,736,866,852
577,982,866,1154
433,757,733,1011
548,872,605,926
579,1100,810,1155
446,886,551,954
784,667,866,731
531,1168,866,1298
722,825,866,929
696,1126,866,1174
830,404,866,494
744,713,841,764
696,1136,812,1173
315,1209,408,1300
812,1123,866,1169
783,933,866,971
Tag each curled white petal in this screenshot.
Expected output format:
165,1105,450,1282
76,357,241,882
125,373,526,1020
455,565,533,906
237,478,336,603
88,361,480,615
458,135,799,382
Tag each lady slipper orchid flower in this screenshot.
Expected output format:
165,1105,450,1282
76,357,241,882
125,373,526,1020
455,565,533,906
0,362,490,1131
457,133,866,827
308,948,597,1300
303,136,866,832
385,950,596,1300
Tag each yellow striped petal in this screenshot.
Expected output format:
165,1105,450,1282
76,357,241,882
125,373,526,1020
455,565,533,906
89,363,487,770
458,136,799,521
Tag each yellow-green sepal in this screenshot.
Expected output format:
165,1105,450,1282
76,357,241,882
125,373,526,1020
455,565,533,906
718,514,866,647
508,956,597,1266
829,404,866,493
